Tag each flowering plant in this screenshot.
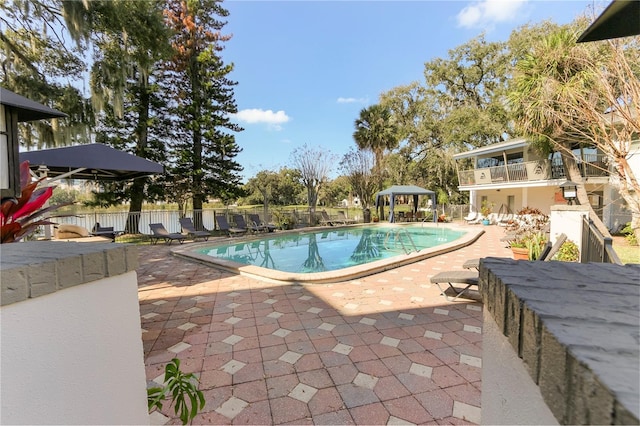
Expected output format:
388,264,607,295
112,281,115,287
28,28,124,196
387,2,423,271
1,161,70,243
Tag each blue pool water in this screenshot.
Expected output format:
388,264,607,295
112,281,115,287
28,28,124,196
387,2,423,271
197,224,466,274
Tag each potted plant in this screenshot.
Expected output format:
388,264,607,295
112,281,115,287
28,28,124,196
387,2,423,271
480,200,494,225
505,207,550,260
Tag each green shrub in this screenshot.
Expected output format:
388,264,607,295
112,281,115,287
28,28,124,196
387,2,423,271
621,222,638,246
553,240,580,262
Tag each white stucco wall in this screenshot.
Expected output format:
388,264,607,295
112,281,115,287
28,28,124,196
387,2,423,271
0,271,149,425
482,309,558,425
550,205,590,254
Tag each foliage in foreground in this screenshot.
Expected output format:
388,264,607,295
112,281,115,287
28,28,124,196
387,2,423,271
1,161,70,243
147,358,205,425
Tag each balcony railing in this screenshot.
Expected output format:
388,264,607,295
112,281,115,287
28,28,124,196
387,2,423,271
458,155,609,186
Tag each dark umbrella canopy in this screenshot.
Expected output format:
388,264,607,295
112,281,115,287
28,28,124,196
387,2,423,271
20,143,164,181
577,0,640,42
375,185,436,223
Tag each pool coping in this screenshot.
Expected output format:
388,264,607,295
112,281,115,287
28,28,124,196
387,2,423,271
171,223,485,284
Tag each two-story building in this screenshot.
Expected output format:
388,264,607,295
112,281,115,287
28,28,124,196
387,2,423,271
453,137,636,231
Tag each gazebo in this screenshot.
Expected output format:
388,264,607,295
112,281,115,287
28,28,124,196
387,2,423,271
374,185,437,223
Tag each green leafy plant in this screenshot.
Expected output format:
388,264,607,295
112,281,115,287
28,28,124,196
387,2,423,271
524,232,547,260
480,200,494,218
553,239,580,262
147,358,205,425
621,222,638,246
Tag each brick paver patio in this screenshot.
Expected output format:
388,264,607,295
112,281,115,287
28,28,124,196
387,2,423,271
137,223,513,425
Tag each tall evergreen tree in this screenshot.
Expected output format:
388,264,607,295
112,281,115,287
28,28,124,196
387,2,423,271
84,0,173,233
164,0,243,228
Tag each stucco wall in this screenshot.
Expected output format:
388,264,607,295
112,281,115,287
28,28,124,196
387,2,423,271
1,249,149,425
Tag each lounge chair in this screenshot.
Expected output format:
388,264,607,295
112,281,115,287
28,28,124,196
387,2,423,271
433,233,569,301
430,270,480,302
466,214,485,225
233,214,261,233
149,223,187,245
215,215,247,237
91,223,121,241
319,210,335,226
337,211,357,224
463,211,478,222
248,213,277,232
179,217,211,241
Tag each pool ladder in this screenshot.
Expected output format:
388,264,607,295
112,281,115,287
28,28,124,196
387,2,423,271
384,229,418,254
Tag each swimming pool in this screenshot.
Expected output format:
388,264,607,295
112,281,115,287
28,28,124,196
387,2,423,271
173,223,484,284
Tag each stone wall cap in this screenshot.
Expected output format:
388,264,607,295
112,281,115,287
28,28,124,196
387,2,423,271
481,258,639,423
1,241,138,306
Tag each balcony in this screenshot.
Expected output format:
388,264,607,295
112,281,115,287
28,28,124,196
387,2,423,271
457,155,609,187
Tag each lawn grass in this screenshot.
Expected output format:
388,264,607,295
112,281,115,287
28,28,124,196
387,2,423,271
614,244,640,264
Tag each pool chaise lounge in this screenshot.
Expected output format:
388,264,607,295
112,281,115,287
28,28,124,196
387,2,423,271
179,217,211,241
432,233,569,301
149,223,187,245
215,215,247,237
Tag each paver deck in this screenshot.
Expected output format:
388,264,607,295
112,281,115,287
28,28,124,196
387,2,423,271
137,222,513,425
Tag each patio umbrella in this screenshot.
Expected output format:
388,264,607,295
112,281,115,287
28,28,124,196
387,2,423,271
19,143,164,182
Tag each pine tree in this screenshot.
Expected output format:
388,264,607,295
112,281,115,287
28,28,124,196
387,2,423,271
87,0,173,233
164,0,243,228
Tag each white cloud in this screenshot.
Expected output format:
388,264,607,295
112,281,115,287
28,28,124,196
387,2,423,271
337,97,368,104
457,0,528,29
233,109,290,128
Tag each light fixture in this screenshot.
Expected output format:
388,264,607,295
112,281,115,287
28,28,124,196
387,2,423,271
560,180,578,205
0,88,67,203
0,103,20,203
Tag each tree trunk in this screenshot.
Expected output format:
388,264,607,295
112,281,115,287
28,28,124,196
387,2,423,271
560,145,610,237
126,179,145,234
125,75,151,235
190,56,204,230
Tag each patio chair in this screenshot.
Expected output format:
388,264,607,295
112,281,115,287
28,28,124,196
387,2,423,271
319,210,335,226
215,215,247,237
178,217,211,241
233,214,261,233
149,223,187,245
463,211,478,223
466,214,485,225
435,233,569,301
430,270,480,302
337,210,356,224
248,213,277,232
91,222,122,241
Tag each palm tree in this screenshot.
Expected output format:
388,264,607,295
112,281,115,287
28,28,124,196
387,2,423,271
353,104,400,219
508,25,612,236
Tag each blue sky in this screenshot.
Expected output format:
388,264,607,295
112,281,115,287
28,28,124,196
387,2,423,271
223,0,596,181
